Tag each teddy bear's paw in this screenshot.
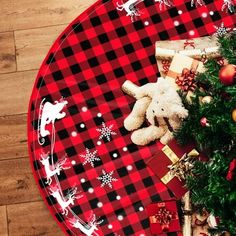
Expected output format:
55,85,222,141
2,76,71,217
124,115,144,131
131,126,162,146
160,131,174,145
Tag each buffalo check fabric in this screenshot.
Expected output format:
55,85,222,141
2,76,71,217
28,0,236,235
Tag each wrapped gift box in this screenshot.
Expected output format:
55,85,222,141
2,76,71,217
146,140,200,199
146,201,181,235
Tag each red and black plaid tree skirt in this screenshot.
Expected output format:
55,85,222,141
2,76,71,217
28,0,236,235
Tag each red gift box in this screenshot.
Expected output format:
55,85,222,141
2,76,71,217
146,140,200,199
146,201,181,235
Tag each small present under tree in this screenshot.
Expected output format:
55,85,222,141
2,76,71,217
175,31,236,234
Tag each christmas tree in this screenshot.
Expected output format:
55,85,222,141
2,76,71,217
175,31,236,234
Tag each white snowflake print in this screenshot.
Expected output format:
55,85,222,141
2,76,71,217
155,0,173,10
96,122,117,142
214,22,231,37
97,169,118,189
80,148,100,167
222,0,234,13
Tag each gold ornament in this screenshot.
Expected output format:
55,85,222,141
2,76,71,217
232,109,236,122
202,96,213,104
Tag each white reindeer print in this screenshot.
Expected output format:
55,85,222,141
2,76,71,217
191,0,205,7
40,153,70,185
116,0,144,22
69,212,103,236
50,186,83,216
38,98,68,145
222,0,234,12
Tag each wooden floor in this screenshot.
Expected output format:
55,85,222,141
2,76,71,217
0,1,96,235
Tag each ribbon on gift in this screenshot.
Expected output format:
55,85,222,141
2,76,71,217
149,202,178,232
161,145,199,185
184,39,195,49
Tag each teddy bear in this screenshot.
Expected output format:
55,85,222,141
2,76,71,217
122,77,188,145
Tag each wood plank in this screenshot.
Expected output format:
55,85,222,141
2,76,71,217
0,70,36,116
0,114,28,161
0,157,41,205
0,206,8,236
15,25,66,71
0,32,16,74
7,201,64,236
0,0,96,32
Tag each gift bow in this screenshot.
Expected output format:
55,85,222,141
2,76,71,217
175,68,197,92
149,203,178,232
226,159,236,181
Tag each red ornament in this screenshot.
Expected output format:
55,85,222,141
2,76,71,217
219,64,236,86
200,117,209,127
226,159,236,181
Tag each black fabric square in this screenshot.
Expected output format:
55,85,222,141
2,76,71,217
57,129,69,140
111,108,122,119
127,143,138,152
71,205,83,215
80,40,92,50
104,91,115,101
141,37,152,48
107,191,118,201
158,30,169,40
119,126,129,135
82,181,93,192
33,160,41,171
88,57,99,67
96,74,107,84
108,9,120,20
149,55,156,65
123,225,135,235
176,24,187,34
210,11,221,21
52,70,64,81
115,208,127,217
150,193,161,202
75,122,87,132
123,44,135,54
72,23,83,33
73,163,85,174
49,153,58,165
168,7,179,17
185,1,194,11
125,184,136,194
151,13,162,23
60,87,71,97
70,64,81,74
46,53,56,64
41,136,50,147
193,17,204,27
83,139,95,149
68,105,79,115
58,170,67,181
90,16,102,26
86,98,97,108
65,146,77,157
133,201,143,212
114,67,125,77
55,213,64,223
93,116,105,126
39,178,47,188
46,195,57,206
62,46,74,57
105,51,117,60
143,0,154,7
133,20,144,30
98,33,109,44
131,61,142,71
116,27,127,37
117,167,128,177
36,76,46,88
139,77,149,85
143,176,154,187
78,81,89,91
89,198,99,209
141,218,149,229
135,159,145,170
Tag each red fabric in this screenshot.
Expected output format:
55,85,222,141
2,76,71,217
27,0,236,235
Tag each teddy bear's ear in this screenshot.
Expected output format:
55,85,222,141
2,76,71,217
172,104,189,119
